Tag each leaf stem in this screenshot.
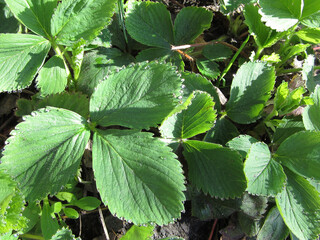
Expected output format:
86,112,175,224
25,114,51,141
277,66,320,75
217,35,250,86
20,234,44,240
254,46,263,61
98,206,110,240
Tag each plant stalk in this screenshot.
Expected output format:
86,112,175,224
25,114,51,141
20,234,44,240
98,206,110,240
217,35,250,86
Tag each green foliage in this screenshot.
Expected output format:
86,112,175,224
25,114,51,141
0,107,91,201
93,129,185,225
121,225,154,240
90,62,181,129
0,34,51,92
0,0,320,239
226,61,276,124
183,140,246,198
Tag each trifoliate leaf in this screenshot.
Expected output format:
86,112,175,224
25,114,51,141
303,85,320,130
296,27,320,44
244,142,286,196
126,1,174,49
160,92,216,139
51,228,80,240
121,225,154,240
4,0,57,37
92,129,185,225
273,117,305,145
244,4,284,48
196,58,220,80
202,43,233,61
275,131,320,180
90,62,181,129
183,140,246,199
204,117,240,146
226,61,275,124
0,34,51,92
276,168,320,240
77,48,134,96
181,71,221,112
173,7,213,45
41,199,60,240
226,135,259,159
0,107,90,201
36,55,68,96
257,206,289,240
51,0,117,45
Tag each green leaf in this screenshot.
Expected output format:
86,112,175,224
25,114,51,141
126,1,174,49
4,0,57,37
273,117,305,145
0,107,90,201
173,7,213,45
51,0,117,45
136,48,184,71
55,192,77,203
226,61,276,124
296,28,320,44
22,202,41,233
77,48,134,96
191,189,239,220
244,4,283,48
238,212,262,237
181,71,221,112
275,131,320,180
240,193,268,219
71,197,101,211
257,206,289,240
63,208,79,219
202,43,233,61
51,228,80,240
0,3,19,33
92,129,185,225
302,55,319,92
16,92,90,119
41,199,60,240
196,58,220,80
204,117,240,146
226,135,259,159
121,225,154,240
244,142,286,196
183,140,246,198
0,34,51,92
1,232,18,240
303,85,320,130
36,55,68,96
274,82,307,116
276,168,320,240
160,92,216,139
281,43,310,63
90,62,181,129
259,0,303,32
261,53,281,64
220,0,256,13
0,170,27,235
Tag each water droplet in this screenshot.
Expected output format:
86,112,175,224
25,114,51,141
181,85,185,89
181,78,185,82
178,96,183,100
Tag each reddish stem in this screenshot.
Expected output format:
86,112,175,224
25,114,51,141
208,219,218,240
